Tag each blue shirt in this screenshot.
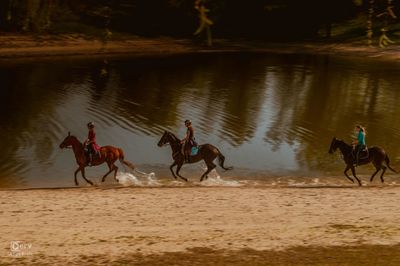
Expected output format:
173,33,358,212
357,131,366,146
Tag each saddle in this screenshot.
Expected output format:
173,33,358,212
84,144,101,160
353,147,369,160
191,146,200,156
183,139,199,156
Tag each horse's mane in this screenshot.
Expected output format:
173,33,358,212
166,131,180,143
335,138,353,150
68,135,84,147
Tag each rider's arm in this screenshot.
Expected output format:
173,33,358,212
181,131,190,144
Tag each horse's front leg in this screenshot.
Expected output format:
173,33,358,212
74,167,81,186
344,165,354,184
170,162,178,179
102,165,114,182
80,167,94,186
350,166,362,186
176,163,188,182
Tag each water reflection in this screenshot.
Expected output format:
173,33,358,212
1,54,400,188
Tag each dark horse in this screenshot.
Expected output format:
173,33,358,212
60,132,135,186
328,137,397,186
157,131,233,182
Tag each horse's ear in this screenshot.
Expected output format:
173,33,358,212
68,131,70,136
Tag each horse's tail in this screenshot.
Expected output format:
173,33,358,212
385,155,397,173
217,150,233,171
118,148,135,170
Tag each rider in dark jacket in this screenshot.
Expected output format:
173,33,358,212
84,122,99,166
181,120,196,163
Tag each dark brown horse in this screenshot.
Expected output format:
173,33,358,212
328,137,397,186
157,131,233,182
59,132,135,186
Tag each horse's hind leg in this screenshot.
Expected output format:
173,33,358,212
369,167,381,182
102,162,114,182
350,166,362,186
176,163,188,182
81,167,94,186
113,164,119,182
200,162,216,182
344,165,354,184
379,166,387,183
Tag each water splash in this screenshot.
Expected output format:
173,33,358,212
197,164,241,187
117,170,158,187
117,172,141,186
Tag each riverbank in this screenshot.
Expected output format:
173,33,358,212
1,186,400,265
1,33,400,61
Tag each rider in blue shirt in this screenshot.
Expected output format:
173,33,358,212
352,125,366,166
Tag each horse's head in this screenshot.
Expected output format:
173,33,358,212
328,137,338,154
59,132,77,149
158,131,171,147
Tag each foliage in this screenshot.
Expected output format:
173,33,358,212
0,0,397,42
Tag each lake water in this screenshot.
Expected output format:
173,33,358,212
1,53,400,188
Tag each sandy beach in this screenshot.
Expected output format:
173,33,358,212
1,186,400,265
2,34,400,61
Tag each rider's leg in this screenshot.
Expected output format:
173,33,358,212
182,141,189,163
88,144,93,166
355,145,361,166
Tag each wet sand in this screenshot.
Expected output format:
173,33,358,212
1,186,400,265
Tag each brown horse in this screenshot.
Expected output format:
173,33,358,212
157,131,233,182
59,132,135,186
328,137,397,186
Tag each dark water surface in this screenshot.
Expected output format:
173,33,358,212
1,53,400,188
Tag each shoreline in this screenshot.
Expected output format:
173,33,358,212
0,182,398,191
1,34,400,61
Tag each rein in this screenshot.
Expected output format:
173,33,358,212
172,150,181,158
